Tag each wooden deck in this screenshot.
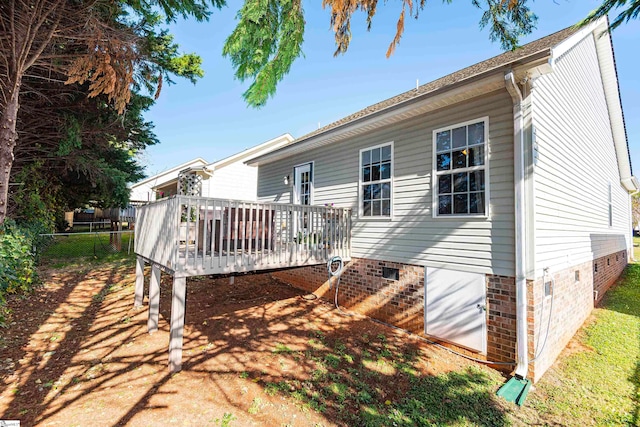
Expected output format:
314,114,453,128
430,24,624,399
135,196,351,276
133,195,352,371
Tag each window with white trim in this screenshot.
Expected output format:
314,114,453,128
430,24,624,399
434,118,488,216
360,143,393,217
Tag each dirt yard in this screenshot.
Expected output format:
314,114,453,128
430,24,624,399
0,260,513,426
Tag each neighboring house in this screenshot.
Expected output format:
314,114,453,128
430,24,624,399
246,18,637,382
134,18,637,381
130,158,209,202
129,134,294,202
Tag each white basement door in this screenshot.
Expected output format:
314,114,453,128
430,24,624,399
425,267,487,354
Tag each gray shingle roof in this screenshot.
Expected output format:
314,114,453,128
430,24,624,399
293,25,579,144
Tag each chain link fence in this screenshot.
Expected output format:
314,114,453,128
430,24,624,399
38,230,135,260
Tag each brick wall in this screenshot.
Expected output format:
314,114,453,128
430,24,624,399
272,249,628,383
274,259,518,365
271,257,425,334
527,249,627,382
273,258,505,362
486,275,517,364
594,250,627,303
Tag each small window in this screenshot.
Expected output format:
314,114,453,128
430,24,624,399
360,143,393,218
433,118,489,217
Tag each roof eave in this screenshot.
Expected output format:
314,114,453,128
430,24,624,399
248,52,552,166
208,133,295,169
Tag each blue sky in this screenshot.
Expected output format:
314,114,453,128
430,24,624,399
142,0,639,176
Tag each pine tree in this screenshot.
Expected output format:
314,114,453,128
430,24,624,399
0,0,216,224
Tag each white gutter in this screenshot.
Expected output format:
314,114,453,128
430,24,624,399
505,71,529,379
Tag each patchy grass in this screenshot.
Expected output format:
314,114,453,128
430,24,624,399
272,343,295,354
260,331,509,426
41,232,134,266
213,412,236,426
247,397,263,415
258,261,640,426
516,262,640,426
8,236,640,425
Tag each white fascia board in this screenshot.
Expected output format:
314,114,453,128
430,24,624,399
549,17,606,64
591,21,635,192
622,177,640,193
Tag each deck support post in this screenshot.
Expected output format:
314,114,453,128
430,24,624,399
147,264,161,333
169,275,187,372
134,256,145,307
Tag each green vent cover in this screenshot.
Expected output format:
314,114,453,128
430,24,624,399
497,376,532,406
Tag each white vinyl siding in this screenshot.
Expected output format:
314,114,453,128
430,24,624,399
532,33,631,276
257,90,515,276
130,181,156,202
205,161,259,201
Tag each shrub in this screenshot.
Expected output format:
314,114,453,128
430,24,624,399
0,220,50,325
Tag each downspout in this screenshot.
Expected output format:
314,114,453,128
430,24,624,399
630,182,639,262
505,71,529,380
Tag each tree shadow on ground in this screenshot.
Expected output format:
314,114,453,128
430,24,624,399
0,259,157,425
1,263,512,426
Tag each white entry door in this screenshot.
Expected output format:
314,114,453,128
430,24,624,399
425,267,487,354
293,163,312,206
293,164,312,238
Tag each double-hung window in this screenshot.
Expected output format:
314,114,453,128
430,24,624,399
433,118,488,217
360,142,393,218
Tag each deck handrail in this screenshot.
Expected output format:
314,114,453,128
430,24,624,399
135,195,352,275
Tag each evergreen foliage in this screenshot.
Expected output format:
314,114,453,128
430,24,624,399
581,0,640,30
0,220,49,325
0,0,211,224
2,1,208,223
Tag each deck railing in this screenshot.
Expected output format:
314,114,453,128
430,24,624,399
103,206,137,223
135,195,351,276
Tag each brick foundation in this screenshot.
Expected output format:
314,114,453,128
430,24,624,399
272,258,425,334
486,275,517,364
527,249,628,382
272,249,628,383
273,258,493,361
594,250,627,304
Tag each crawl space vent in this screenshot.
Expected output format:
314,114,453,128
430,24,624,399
382,267,399,281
